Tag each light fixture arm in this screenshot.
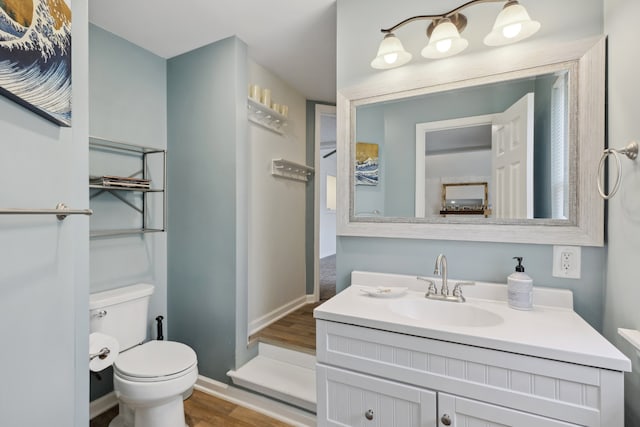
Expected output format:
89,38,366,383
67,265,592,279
381,0,509,34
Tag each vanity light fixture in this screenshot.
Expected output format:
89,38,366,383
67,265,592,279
370,33,413,69
421,17,469,59
371,0,540,69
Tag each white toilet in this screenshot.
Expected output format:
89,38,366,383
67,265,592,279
90,283,198,427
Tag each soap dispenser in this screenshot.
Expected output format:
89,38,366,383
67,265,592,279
508,257,533,310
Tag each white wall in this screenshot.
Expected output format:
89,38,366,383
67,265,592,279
337,0,603,90
320,146,337,258
603,1,640,425
247,60,308,334
0,1,90,425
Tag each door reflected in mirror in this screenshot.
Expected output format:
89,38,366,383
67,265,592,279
354,70,570,222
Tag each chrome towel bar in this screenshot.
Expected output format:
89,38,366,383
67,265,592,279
0,203,93,221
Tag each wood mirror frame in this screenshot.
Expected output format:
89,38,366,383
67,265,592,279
337,37,604,246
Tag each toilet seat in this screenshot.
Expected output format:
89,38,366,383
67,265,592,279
114,340,197,383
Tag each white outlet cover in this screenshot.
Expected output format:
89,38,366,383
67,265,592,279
552,245,581,279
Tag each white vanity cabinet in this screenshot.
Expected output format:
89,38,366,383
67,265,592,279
316,319,623,427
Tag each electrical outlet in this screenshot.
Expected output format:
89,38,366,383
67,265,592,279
552,246,581,279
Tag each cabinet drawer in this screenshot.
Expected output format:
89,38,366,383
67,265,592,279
317,364,437,427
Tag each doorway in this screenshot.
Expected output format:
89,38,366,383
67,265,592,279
314,104,337,301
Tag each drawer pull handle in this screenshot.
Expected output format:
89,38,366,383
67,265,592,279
441,414,452,425
365,409,374,420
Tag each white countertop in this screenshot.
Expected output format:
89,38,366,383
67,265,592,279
314,271,631,372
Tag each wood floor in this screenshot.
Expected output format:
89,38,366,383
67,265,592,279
249,302,322,354
90,389,292,427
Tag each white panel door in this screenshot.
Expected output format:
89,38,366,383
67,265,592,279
491,93,534,219
317,364,437,427
438,393,580,427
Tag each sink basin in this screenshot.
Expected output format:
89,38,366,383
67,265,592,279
388,298,504,327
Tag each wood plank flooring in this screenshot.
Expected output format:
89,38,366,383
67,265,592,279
90,389,292,427
249,302,322,354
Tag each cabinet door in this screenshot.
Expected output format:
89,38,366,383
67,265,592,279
438,393,580,427
317,364,437,427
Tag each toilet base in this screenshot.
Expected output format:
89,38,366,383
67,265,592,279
108,399,187,427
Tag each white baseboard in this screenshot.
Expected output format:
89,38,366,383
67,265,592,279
195,375,316,427
249,294,316,336
90,392,118,420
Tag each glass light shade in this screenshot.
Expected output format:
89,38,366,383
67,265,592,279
371,33,412,69
484,1,541,46
421,20,468,59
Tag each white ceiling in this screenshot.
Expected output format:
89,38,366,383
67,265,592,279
89,0,337,103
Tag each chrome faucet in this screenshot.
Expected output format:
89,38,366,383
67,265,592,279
434,253,449,296
416,253,475,303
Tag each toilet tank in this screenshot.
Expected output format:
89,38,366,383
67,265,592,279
90,283,154,352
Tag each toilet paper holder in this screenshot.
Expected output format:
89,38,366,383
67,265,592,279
90,347,111,361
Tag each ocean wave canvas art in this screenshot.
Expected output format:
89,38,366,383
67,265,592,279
0,0,72,126
355,142,379,186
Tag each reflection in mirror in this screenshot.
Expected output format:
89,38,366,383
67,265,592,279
440,182,490,218
339,38,604,246
354,70,570,223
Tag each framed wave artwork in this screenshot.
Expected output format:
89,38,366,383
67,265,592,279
355,142,379,186
0,0,72,126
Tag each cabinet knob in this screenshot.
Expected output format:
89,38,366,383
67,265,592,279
441,414,452,426
365,409,374,420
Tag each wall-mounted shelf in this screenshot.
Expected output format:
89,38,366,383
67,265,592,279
271,159,314,182
89,136,166,238
247,97,287,135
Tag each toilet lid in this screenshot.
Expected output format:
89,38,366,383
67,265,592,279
114,340,197,379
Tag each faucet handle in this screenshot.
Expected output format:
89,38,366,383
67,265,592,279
452,281,475,299
417,276,438,295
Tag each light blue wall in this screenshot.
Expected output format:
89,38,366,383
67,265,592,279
0,2,90,425
336,0,606,331
603,1,640,425
338,238,605,329
87,24,168,400
167,36,250,381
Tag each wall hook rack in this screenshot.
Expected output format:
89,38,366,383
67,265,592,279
271,159,314,182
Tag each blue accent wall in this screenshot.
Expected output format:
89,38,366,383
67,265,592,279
87,24,168,401
167,36,249,381
337,238,605,330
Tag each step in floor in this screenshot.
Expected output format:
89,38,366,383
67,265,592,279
227,343,316,413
